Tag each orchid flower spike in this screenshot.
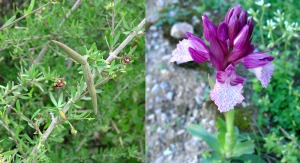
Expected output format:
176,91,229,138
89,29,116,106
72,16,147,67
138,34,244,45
170,4,274,112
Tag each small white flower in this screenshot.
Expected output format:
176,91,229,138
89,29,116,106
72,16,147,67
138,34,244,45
264,3,271,7
255,0,264,6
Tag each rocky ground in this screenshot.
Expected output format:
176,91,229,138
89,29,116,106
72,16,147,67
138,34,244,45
146,1,216,162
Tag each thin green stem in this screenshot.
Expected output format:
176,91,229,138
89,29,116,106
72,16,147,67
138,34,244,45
259,7,266,48
224,109,236,158
0,2,52,31
225,109,235,134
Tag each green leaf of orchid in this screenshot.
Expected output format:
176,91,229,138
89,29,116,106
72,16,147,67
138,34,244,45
187,124,222,155
231,140,254,157
207,73,214,89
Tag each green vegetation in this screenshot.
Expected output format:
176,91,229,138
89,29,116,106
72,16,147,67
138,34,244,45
0,0,145,162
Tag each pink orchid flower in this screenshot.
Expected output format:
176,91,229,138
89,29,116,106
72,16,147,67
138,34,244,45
170,4,274,112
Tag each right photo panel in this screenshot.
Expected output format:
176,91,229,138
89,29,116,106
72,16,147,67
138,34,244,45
146,0,300,162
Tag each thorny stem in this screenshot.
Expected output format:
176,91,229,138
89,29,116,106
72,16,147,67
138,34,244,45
0,2,52,31
106,18,145,63
0,118,27,156
9,106,42,136
113,74,142,100
58,0,83,28
6,4,145,159
110,119,124,148
110,0,116,52
28,76,109,162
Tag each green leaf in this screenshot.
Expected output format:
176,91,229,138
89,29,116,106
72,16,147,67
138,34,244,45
187,124,222,154
1,150,17,156
49,92,57,106
232,140,254,157
2,15,16,28
24,134,34,144
16,100,21,111
115,18,123,30
216,118,226,148
232,154,266,163
207,73,214,90
201,151,223,163
109,60,115,75
58,93,64,106
26,0,35,15
74,112,90,119
31,109,41,120
122,19,130,30
113,31,121,47
128,46,137,56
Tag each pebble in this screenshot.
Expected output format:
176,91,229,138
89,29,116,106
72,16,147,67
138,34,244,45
176,129,185,135
149,25,157,31
152,31,159,38
170,22,194,39
157,127,163,134
147,114,155,121
163,148,172,156
151,84,160,93
166,91,174,100
155,108,162,115
155,96,163,103
195,96,202,104
161,54,172,61
208,120,215,126
160,113,168,122
159,81,169,90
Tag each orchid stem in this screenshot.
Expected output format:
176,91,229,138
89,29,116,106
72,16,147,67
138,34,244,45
224,109,236,158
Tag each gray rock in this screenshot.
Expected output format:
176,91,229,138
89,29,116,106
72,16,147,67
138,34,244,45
170,22,194,39
152,31,159,38
149,25,158,31
159,82,169,90
155,96,163,103
163,148,172,156
151,84,160,94
166,91,174,100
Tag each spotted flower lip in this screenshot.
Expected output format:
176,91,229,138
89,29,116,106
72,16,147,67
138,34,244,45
171,4,275,112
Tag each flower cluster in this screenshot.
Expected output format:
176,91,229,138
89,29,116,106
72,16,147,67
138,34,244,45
171,4,274,112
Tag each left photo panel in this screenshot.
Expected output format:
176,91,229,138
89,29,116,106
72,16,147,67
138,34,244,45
0,0,145,162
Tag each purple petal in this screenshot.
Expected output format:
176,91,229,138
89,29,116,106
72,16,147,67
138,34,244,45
170,39,193,63
233,4,242,17
244,52,274,69
209,38,225,70
202,15,217,41
216,64,245,85
186,32,209,53
233,25,249,49
228,42,254,62
225,8,234,23
252,63,274,88
188,47,209,63
210,79,244,112
228,14,239,46
239,10,248,29
247,17,254,36
217,22,229,41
